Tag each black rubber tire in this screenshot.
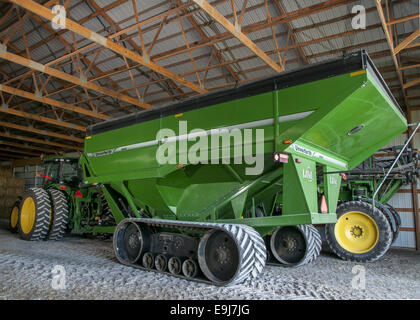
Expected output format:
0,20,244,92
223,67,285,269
325,201,392,262
47,189,69,240
9,199,21,233
18,188,51,241
98,193,115,225
385,204,401,245
270,225,322,267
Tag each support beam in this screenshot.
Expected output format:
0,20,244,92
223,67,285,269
403,78,420,90
0,139,60,154
0,107,86,132
394,29,420,55
192,0,282,73
0,146,41,156
0,121,84,143
10,0,206,94
376,0,409,109
399,63,420,71
12,157,42,167
0,84,108,120
0,152,25,159
387,13,420,25
0,131,80,151
0,49,151,109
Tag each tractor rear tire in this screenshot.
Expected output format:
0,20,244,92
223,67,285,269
47,189,69,240
325,201,392,262
385,204,401,244
9,199,21,233
18,188,51,241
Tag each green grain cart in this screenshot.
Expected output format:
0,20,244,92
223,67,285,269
16,51,406,285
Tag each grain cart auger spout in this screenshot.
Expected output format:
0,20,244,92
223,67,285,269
80,50,407,285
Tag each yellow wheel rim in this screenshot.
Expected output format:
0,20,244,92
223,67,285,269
20,197,36,234
334,211,379,254
10,206,19,228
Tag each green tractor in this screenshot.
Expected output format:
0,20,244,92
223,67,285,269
9,156,115,240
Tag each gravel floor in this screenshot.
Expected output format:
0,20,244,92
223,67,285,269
0,219,418,300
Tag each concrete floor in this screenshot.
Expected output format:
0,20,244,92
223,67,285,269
0,219,418,300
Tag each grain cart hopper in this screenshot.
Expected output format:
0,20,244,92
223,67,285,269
323,144,419,262
16,51,406,286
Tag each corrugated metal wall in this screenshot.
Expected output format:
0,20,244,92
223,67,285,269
384,111,420,249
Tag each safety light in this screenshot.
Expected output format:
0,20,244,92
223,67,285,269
59,186,66,190
273,153,289,163
74,190,83,199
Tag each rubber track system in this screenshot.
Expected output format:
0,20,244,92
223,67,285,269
47,189,69,240
19,188,51,241
241,225,268,278
268,225,322,267
113,218,266,286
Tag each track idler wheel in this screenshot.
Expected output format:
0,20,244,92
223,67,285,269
142,252,154,269
114,221,151,264
168,257,183,275
270,225,321,267
182,259,199,279
155,254,168,272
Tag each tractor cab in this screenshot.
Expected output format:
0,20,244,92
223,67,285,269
41,157,82,188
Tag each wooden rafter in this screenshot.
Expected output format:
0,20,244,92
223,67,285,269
192,0,283,73
376,0,410,109
0,106,86,132
0,121,84,143
0,152,25,159
10,0,207,94
0,146,41,157
394,29,420,55
0,49,149,110
0,139,60,154
0,131,80,151
0,83,108,120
